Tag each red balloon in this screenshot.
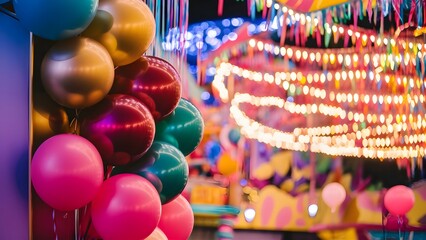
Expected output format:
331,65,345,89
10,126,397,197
158,195,194,240
80,94,155,166
91,174,162,240
384,185,415,216
112,56,182,121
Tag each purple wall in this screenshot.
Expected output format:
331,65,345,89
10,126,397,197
0,10,31,239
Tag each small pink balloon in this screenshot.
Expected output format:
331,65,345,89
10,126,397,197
145,227,168,240
91,174,161,240
321,182,346,212
158,195,194,240
384,185,415,216
31,134,104,211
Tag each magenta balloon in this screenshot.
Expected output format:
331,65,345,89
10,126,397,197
158,195,194,240
91,174,162,240
384,185,415,216
80,94,155,166
321,182,346,211
31,134,104,211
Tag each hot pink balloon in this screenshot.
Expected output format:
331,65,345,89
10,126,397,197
91,174,161,240
384,185,415,216
158,195,194,240
321,182,346,212
31,134,104,211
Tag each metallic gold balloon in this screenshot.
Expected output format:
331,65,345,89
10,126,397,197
41,37,114,109
83,0,156,66
32,93,70,149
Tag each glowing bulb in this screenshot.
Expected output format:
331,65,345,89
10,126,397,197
244,208,256,222
308,204,318,217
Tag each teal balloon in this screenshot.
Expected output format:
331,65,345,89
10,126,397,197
112,141,189,204
155,98,204,156
228,128,241,144
13,0,98,40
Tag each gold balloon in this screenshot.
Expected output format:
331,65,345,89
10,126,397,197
83,0,156,66
32,93,70,149
41,37,114,109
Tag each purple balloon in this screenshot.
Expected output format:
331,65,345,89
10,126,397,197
80,94,155,166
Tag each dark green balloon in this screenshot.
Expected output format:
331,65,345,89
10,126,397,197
112,141,189,204
155,98,204,156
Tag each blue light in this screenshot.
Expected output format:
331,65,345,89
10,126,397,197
222,19,231,27
201,91,211,100
228,32,238,41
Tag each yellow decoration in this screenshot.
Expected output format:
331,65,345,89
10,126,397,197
280,179,295,193
191,185,227,205
253,163,275,180
217,153,238,176
270,151,291,176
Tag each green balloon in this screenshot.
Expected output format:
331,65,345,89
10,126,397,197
155,98,204,156
112,141,189,204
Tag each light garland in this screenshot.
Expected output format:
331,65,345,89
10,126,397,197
228,92,426,159
248,38,426,71
216,62,426,108
212,59,426,159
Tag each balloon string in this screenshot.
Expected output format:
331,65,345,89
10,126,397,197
75,209,79,240
83,218,92,240
52,209,59,240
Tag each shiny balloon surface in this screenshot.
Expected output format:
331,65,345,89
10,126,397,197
112,56,182,121
80,94,155,166
41,37,114,109
82,0,155,66
13,0,98,40
113,141,189,204
155,98,204,156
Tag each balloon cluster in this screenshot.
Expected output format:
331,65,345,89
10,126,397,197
18,1,203,239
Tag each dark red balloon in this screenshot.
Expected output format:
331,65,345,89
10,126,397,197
80,94,155,166
112,56,182,121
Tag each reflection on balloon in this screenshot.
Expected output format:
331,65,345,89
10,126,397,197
155,98,204,156
32,93,69,149
31,134,104,211
80,94,155,166
82,0,155,66
91,174,161,240
112,141,189,204
113,56,182,121
41,37,114,109
158,195,194,240
13,0,98,40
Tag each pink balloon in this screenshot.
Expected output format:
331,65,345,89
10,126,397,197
158,195,194,240
145,228,168,240
91,174,161,240
31,134,104,211
321,182,346,211
384,185,415,216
